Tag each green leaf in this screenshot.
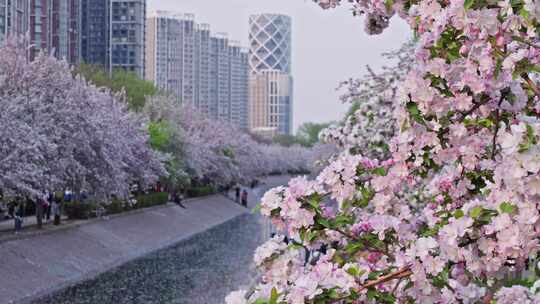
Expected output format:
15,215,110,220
346,242,365,255
464,0,474,10
368,270,384,281
366,289,378,300
520,7,530,19
384,0,394,10
519,124,536,153
307,198,320,210
269,287,279,304
252,203,262,214
454,209,464,219
478,118,494,129
494,58,503,79
372,167,388,176
470,206,483,218
406,101,426,126
499,202,517,214
318,218,332,228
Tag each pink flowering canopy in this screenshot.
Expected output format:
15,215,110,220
0,37,165,198
144,95,313,187
228,0,540,303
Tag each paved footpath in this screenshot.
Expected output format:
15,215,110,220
0,176,291,304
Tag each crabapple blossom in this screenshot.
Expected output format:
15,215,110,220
229,0,540,302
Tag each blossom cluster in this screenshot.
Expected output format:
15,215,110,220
228,0,540,303
320,42,415,159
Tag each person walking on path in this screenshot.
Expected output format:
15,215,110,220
14,203,23,233
235,186,241,203
52,199,61,226
45,192,52,222
36,196,44,229
173,191,187,209
241,190,248,208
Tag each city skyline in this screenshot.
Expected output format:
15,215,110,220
145,11,250,130
147,0,411,132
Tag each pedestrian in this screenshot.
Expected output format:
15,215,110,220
14,203,23,233
52,199,61,226
173,191,187,209
241,190,248,208
45,192,52,222
235,186,241,203
35,196,44,229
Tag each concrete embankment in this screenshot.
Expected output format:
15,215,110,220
0,195,248,304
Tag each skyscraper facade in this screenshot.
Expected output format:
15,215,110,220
145,11,249,129
80,0,145,78
80,0,108,66
110,0,145,78
0,0,28,42
248,13,293,136
28,0,80,64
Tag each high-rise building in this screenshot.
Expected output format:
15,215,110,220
194,22,212,115
80,0,146,78
248,13,293,136
229,41,250,130
109,0,145,78
80,0,109,66
28,0,80,64
0,0,28,43
145,11,249,129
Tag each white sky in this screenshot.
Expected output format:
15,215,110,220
148,0,411,133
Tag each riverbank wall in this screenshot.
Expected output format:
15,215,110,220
0,195,248,304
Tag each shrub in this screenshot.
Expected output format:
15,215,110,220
186,185,217,198
105,198,125,215
64,201,96,220
135,192,169,208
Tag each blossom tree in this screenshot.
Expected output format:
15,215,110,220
228,0,540,303
320,42,415,159
144,95,312,188
0,37,165,199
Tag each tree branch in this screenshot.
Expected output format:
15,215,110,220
328,267,412,303
457,99,489,122
358,267,412,291
333,227,395,260
491,96,505,160
522,73,540,97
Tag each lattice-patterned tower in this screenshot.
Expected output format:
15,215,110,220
248,14,293,135
248,13,291,74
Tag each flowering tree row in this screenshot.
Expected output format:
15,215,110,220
0,38,165,199
144,95,312,188
228,0,540,303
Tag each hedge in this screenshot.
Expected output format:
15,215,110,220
186,185,217,197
